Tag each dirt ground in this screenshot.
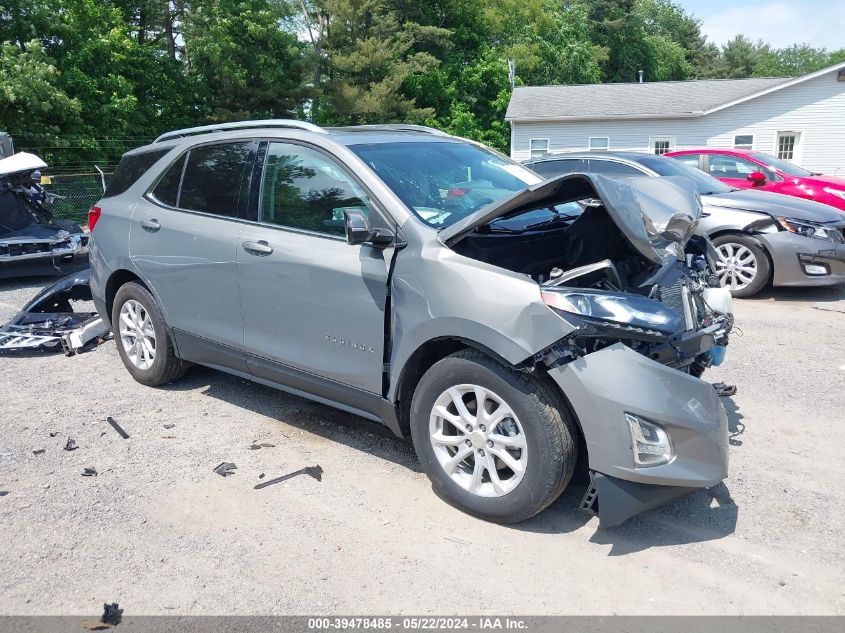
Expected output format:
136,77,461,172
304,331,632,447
0,276,843,615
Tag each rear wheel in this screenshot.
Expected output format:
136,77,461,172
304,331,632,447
112,282,187,386
410,349,577,523
712,233,771,298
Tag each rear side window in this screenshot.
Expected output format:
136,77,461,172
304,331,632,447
150,155,185,207
104,149,169,198
586,159,644,176
530,159,584,177
178,142,255,217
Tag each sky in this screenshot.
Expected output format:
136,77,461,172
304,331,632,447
678,0,845,50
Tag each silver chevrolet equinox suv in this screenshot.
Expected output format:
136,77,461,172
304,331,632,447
89,120,733,527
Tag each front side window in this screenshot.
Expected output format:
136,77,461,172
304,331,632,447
178,142,255,217
708,154,761,179
259,143,372,236
529,138,549,159
350,140,540,229
734,134,754,150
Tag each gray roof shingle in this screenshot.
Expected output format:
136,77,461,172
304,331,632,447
505,77,790,121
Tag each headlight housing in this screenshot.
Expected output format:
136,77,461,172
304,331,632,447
541,288,683,336
626,413,674,467
823,187,845,201
777,216,844,243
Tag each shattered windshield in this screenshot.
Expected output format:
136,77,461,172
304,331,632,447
350,141,541,228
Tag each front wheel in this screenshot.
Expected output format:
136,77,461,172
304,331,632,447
410,349,578,523
711,233,771,298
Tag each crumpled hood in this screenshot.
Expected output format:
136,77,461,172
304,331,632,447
703,189,845,224
439,173,702,264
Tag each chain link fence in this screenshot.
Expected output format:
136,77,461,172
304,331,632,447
41,167,116,226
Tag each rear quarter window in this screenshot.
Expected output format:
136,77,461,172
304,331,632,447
104,149,170,198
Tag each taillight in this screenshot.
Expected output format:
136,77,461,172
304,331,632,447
88,206,102,232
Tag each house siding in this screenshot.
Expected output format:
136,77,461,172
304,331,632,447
511,69,845,175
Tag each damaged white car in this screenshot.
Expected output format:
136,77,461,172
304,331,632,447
0,152,88,279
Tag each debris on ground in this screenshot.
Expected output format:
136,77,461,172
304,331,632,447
101,602,122,626
248,442,276,450
64,437,78,451
0,491,9,497
82,467,98,477
0,271,110,354
32,448,45,455
258,473,265,479
163,424,175,429
49,431,58,437
161,435,176,439
254,465,323,489
107,416,129,439
213,462,237,477
712,382,738,397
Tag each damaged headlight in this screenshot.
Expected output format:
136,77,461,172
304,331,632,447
625,413,673,467
541,288,682,336
777,217,844,243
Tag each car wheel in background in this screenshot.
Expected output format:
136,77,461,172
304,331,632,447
112,282,188,386
410,349,578,523
711,233,771,298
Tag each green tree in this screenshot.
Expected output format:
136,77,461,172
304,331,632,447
717,35,770,78
753,44,837,77
184,0,308,121
0,40,81,140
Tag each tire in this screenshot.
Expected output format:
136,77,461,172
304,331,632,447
410,349,578,523
54,218,82,234
111,281,188,386
711,233,771,298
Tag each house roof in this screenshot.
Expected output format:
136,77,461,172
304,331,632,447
505,61,845,122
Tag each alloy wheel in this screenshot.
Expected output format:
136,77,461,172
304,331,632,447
429,384,527,498
714,242,758,291
118,299,157,370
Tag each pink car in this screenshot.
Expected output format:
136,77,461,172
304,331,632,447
665,148,845,212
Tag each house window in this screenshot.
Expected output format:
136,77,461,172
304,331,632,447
588,137,610,152
529,138,549,159
776,132,799,160
734,134,754,150
649,137,675,155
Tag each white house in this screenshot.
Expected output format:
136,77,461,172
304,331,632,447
506,61,845,175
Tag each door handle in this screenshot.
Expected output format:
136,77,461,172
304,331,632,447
140,218,161,232
242,240,274,256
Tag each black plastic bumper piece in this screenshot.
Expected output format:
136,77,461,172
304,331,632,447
582,472,695,528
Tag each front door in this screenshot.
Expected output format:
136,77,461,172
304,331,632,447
130,141,256,348
236,141,391,394
706,154,779,191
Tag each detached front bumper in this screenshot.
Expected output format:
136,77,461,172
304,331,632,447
547,343,729,527
759,232,845,287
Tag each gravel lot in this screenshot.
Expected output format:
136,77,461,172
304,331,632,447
0,276,843,615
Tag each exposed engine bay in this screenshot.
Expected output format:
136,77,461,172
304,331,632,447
449,176,734,376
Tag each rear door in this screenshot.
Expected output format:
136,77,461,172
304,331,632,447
130,140,257,350
236,140,392,394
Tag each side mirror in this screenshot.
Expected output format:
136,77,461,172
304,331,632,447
343,209,395,247
747,171,767,185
